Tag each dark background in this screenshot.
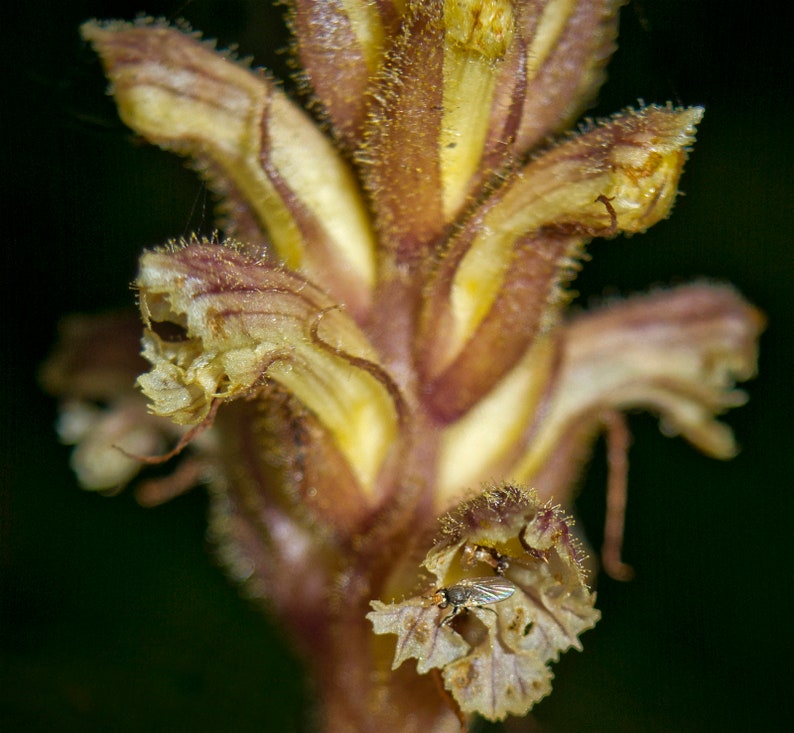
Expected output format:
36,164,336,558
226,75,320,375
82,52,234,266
2,1,791,731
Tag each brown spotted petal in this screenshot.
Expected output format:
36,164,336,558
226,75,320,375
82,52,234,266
290,0,405,149
82,20,377,317
442,617,553,720
418,104,703,420
368,485,599,721
367,600,470,673
512,284,765,483
135,239,401,495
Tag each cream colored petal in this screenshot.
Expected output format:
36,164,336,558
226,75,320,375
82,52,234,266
417,105,702,423
439,0,517,218
57,398,167,490
512,284,765,481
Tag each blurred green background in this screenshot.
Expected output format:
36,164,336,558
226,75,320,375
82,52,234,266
1,1,791,731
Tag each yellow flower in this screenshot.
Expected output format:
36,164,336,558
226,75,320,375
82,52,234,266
43,2,763,730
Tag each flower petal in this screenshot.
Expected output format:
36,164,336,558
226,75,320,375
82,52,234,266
367,600,470,673
135,239,401,493
442,624,553,720
82,19,377,317
512,284,765,484
418,105,704,419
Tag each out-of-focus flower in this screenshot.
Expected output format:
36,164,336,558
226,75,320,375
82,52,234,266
43,2,763,731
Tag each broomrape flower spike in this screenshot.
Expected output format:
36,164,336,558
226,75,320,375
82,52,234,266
42,1,763,731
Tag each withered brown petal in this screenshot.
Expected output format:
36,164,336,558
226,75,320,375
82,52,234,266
40,311,148,400
360,2,446,260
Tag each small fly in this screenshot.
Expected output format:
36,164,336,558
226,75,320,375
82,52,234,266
428,576,516,626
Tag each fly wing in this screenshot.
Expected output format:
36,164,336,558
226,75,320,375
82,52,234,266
459,576,516,605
